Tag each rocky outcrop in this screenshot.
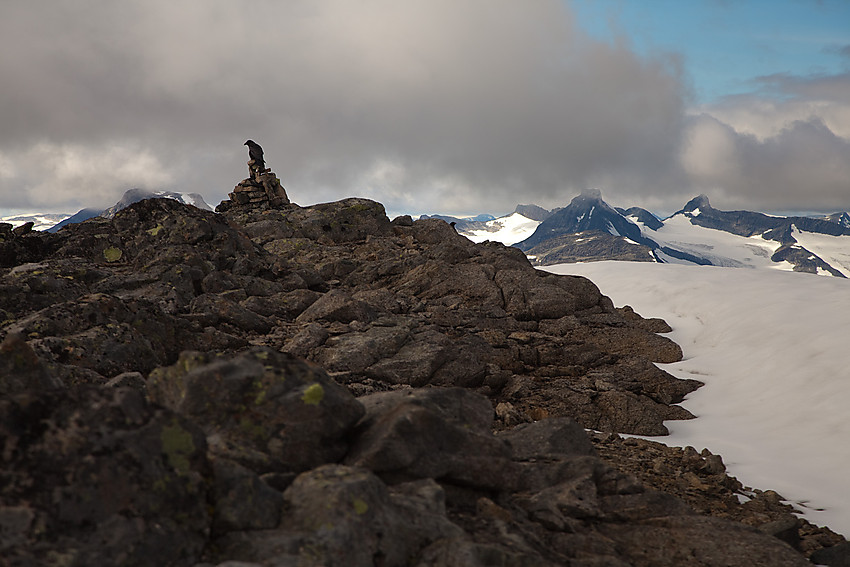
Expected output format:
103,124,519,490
0,194,845,565
524,230,656,264
514,203,557,222
216,156,290,212
0,386,211,566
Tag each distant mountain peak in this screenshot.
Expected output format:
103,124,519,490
101,189,212,219
581,188,603,200
513,204,552,222
824,211,850,228
47,188,212,232
682,194,712,213
516,190,646,251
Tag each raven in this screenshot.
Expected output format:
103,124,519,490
244,139,265,172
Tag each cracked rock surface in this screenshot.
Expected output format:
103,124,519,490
0,196,845,566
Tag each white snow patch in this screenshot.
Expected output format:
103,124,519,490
464,213,540,246
1,213,71,232
645,214,783,269
791,227,850,276
544,261,850,537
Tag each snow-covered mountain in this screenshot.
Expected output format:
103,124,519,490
632,195,850,276
4,189,213,234
421,206,542,246
46,189,212,232
519,189,647,248
0,212,72,232
100,189,211,219
479,192,850,277
462,212,541,245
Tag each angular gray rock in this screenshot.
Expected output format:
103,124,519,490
148,348,365,473
0,387,211,566
345,388,514,489
211,457,284,533
215,464,464,567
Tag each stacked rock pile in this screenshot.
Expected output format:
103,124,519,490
217,159,290,211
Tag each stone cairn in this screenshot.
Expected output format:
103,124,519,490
216,157,290,212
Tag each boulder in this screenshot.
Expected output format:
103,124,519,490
215,465,464,567
190,293,274,334
313,324,412,374
284,198,395,243
295,288,378,324
599,515,811,567
496,416,596,460
345,388,514,489
810,542,850,567
211,457,284,533
148,348,365,474
0,387,211,566
0,333,64,394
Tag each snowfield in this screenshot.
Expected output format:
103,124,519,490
1,213,71,232
544,261,850,537
633,213,784,269
791,226,850,275
463,213,540,246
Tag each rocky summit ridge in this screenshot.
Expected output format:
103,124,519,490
0,178,847,565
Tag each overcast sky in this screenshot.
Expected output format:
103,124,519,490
1,0,848,218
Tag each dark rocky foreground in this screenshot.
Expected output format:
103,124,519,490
0,195,846,566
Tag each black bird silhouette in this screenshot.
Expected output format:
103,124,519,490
244,140,265,171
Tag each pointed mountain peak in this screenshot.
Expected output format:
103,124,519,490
579,188,603,201
516,188,646,251
682,194,711,213
513,204,553,222
569,189,616,214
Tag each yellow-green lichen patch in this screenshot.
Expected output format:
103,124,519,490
146,224,165,236
102,247,123,262
239,416,267,441
253,384,267,406
301,383,324,406
161,420,195,475
352,498,369,515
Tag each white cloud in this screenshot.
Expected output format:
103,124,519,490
0,142,174,211
0,0,689,214
680,73,850,212
696,73,850,141
0,1,847,215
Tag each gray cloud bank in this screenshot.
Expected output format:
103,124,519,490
1,0,848,217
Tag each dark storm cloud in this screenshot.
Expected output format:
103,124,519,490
0,0,690,214
684,72,850,212
682,114,850,212
0,0,846,217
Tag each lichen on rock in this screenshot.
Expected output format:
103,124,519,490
0,193,843,566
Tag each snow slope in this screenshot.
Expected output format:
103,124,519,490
628,212,850,276
463,212,540,245
631,213,785,269
791,226,850,275
545,261,850,537
1,213,71,232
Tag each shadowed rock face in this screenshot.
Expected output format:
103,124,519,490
0,387,211,566
0,196,843,566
